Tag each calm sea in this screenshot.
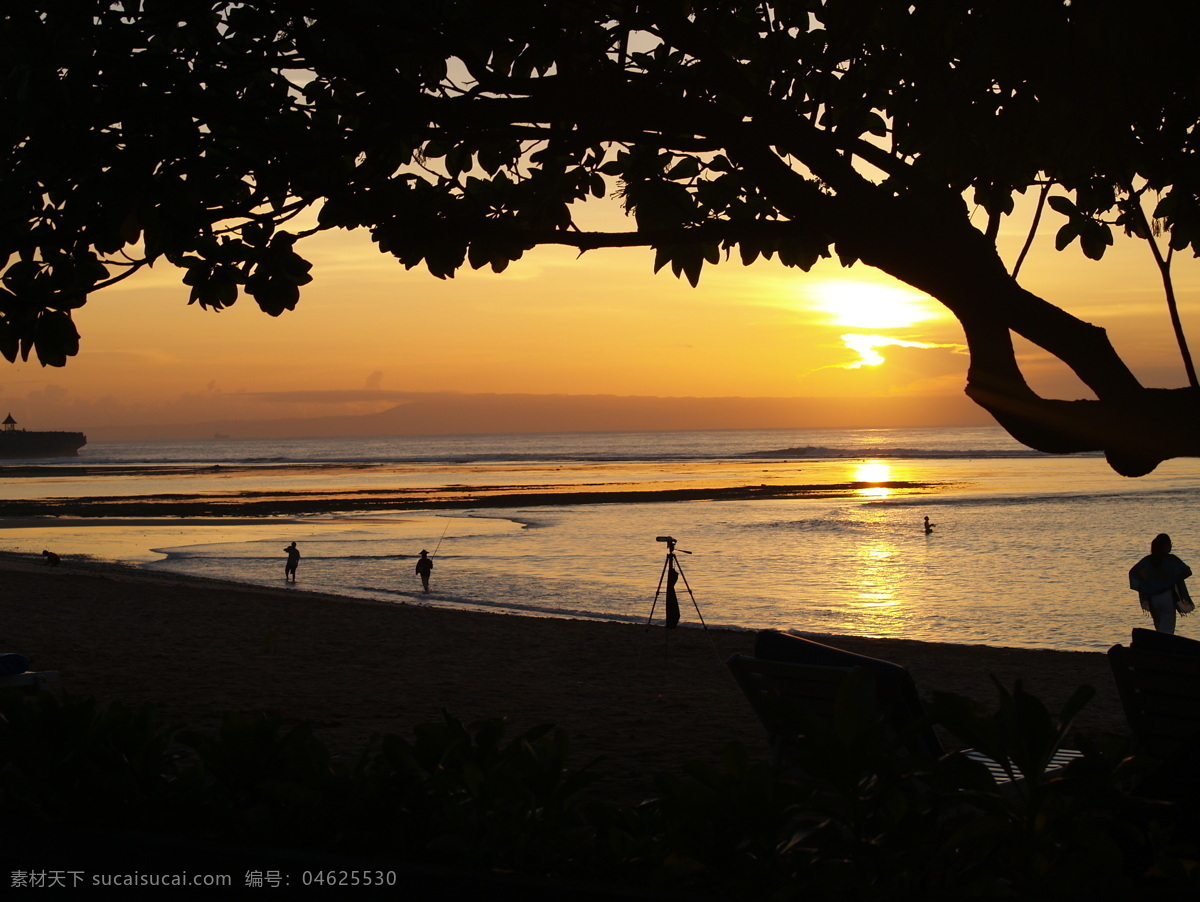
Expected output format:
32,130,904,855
3,425,1199,652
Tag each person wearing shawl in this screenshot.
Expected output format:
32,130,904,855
1129,533,1194,634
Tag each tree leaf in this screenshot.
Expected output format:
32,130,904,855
1047,196,1078,216
1054,221,1080,251
1079,221,1113,260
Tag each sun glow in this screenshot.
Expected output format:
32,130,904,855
807,279,941,329
799,278,947,370
855,461,891,483
853,461,893,498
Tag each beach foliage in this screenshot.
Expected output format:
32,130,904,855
359,711,600,872
4,2,1200,473
174,712,355,850
0,684,1196,898
0,691,177,825
616,676,1195,900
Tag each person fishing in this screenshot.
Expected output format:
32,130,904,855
284,541,301,583
415,549,433,593
1129,533,1193,634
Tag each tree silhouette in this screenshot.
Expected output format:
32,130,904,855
3,1,1199,475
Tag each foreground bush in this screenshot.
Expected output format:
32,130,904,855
0,683,1196,900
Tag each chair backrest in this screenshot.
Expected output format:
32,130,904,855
730,631,944,761
1129,628,1200,658
1107,642,1200,760
727,653,856,764
729,653,852,723
755,631,942,756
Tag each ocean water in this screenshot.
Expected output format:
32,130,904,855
2,425,1199,652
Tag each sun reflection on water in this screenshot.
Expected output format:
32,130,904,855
850,543,900,617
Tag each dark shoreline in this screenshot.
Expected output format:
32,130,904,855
1,556,1128,805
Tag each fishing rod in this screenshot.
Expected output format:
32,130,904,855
429,520,450,557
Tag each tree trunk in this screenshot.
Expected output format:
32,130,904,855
834,188,1200,476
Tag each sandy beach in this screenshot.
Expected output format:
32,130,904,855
2,556,1130,802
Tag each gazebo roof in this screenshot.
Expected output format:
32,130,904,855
3,414,15,425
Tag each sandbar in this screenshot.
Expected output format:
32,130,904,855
0,480,939,518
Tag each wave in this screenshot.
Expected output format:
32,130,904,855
73,426,1061,467
741,445,1101,461
70,445,1085,469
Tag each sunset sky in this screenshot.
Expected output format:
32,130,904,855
4,192,1198,440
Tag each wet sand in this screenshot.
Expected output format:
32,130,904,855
2,557,1129,802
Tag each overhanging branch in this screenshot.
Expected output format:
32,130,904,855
500,219,829,252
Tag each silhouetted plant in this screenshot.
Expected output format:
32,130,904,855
174,712,357,850
0,691,177,827
361,712,600,872
1,683,1196,899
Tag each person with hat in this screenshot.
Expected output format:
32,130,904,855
415,549,433,593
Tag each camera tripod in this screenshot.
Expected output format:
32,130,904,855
639,536,720,662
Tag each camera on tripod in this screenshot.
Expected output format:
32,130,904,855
656,535,688,554
640,533,716,660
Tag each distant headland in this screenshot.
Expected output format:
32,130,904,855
0,414,87,459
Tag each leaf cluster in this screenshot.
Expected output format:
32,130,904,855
5,1,1200,366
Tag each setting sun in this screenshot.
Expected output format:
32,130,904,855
796,278,953,371
806,279,943,329
855,462,891,482
853,461,893,497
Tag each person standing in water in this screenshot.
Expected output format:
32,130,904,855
923,516,935,535
1129,533,1193,634
284,542,301,582
415,549,433,593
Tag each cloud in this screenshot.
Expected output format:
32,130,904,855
794,337,969,396
238,389,416,404
839,334,942,368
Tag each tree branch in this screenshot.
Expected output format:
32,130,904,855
1130,196,1199,389
1012,181,1050,279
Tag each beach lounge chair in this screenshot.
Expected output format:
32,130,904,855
728,630,1081,785
0,671,59,693
0,653,59,693
1107,628,1200,764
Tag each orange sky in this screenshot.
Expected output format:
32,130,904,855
4,195,1198,439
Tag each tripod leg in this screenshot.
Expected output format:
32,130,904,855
665,558,681,629
672,560,723,664
637,554,671,662
646,555,669,627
